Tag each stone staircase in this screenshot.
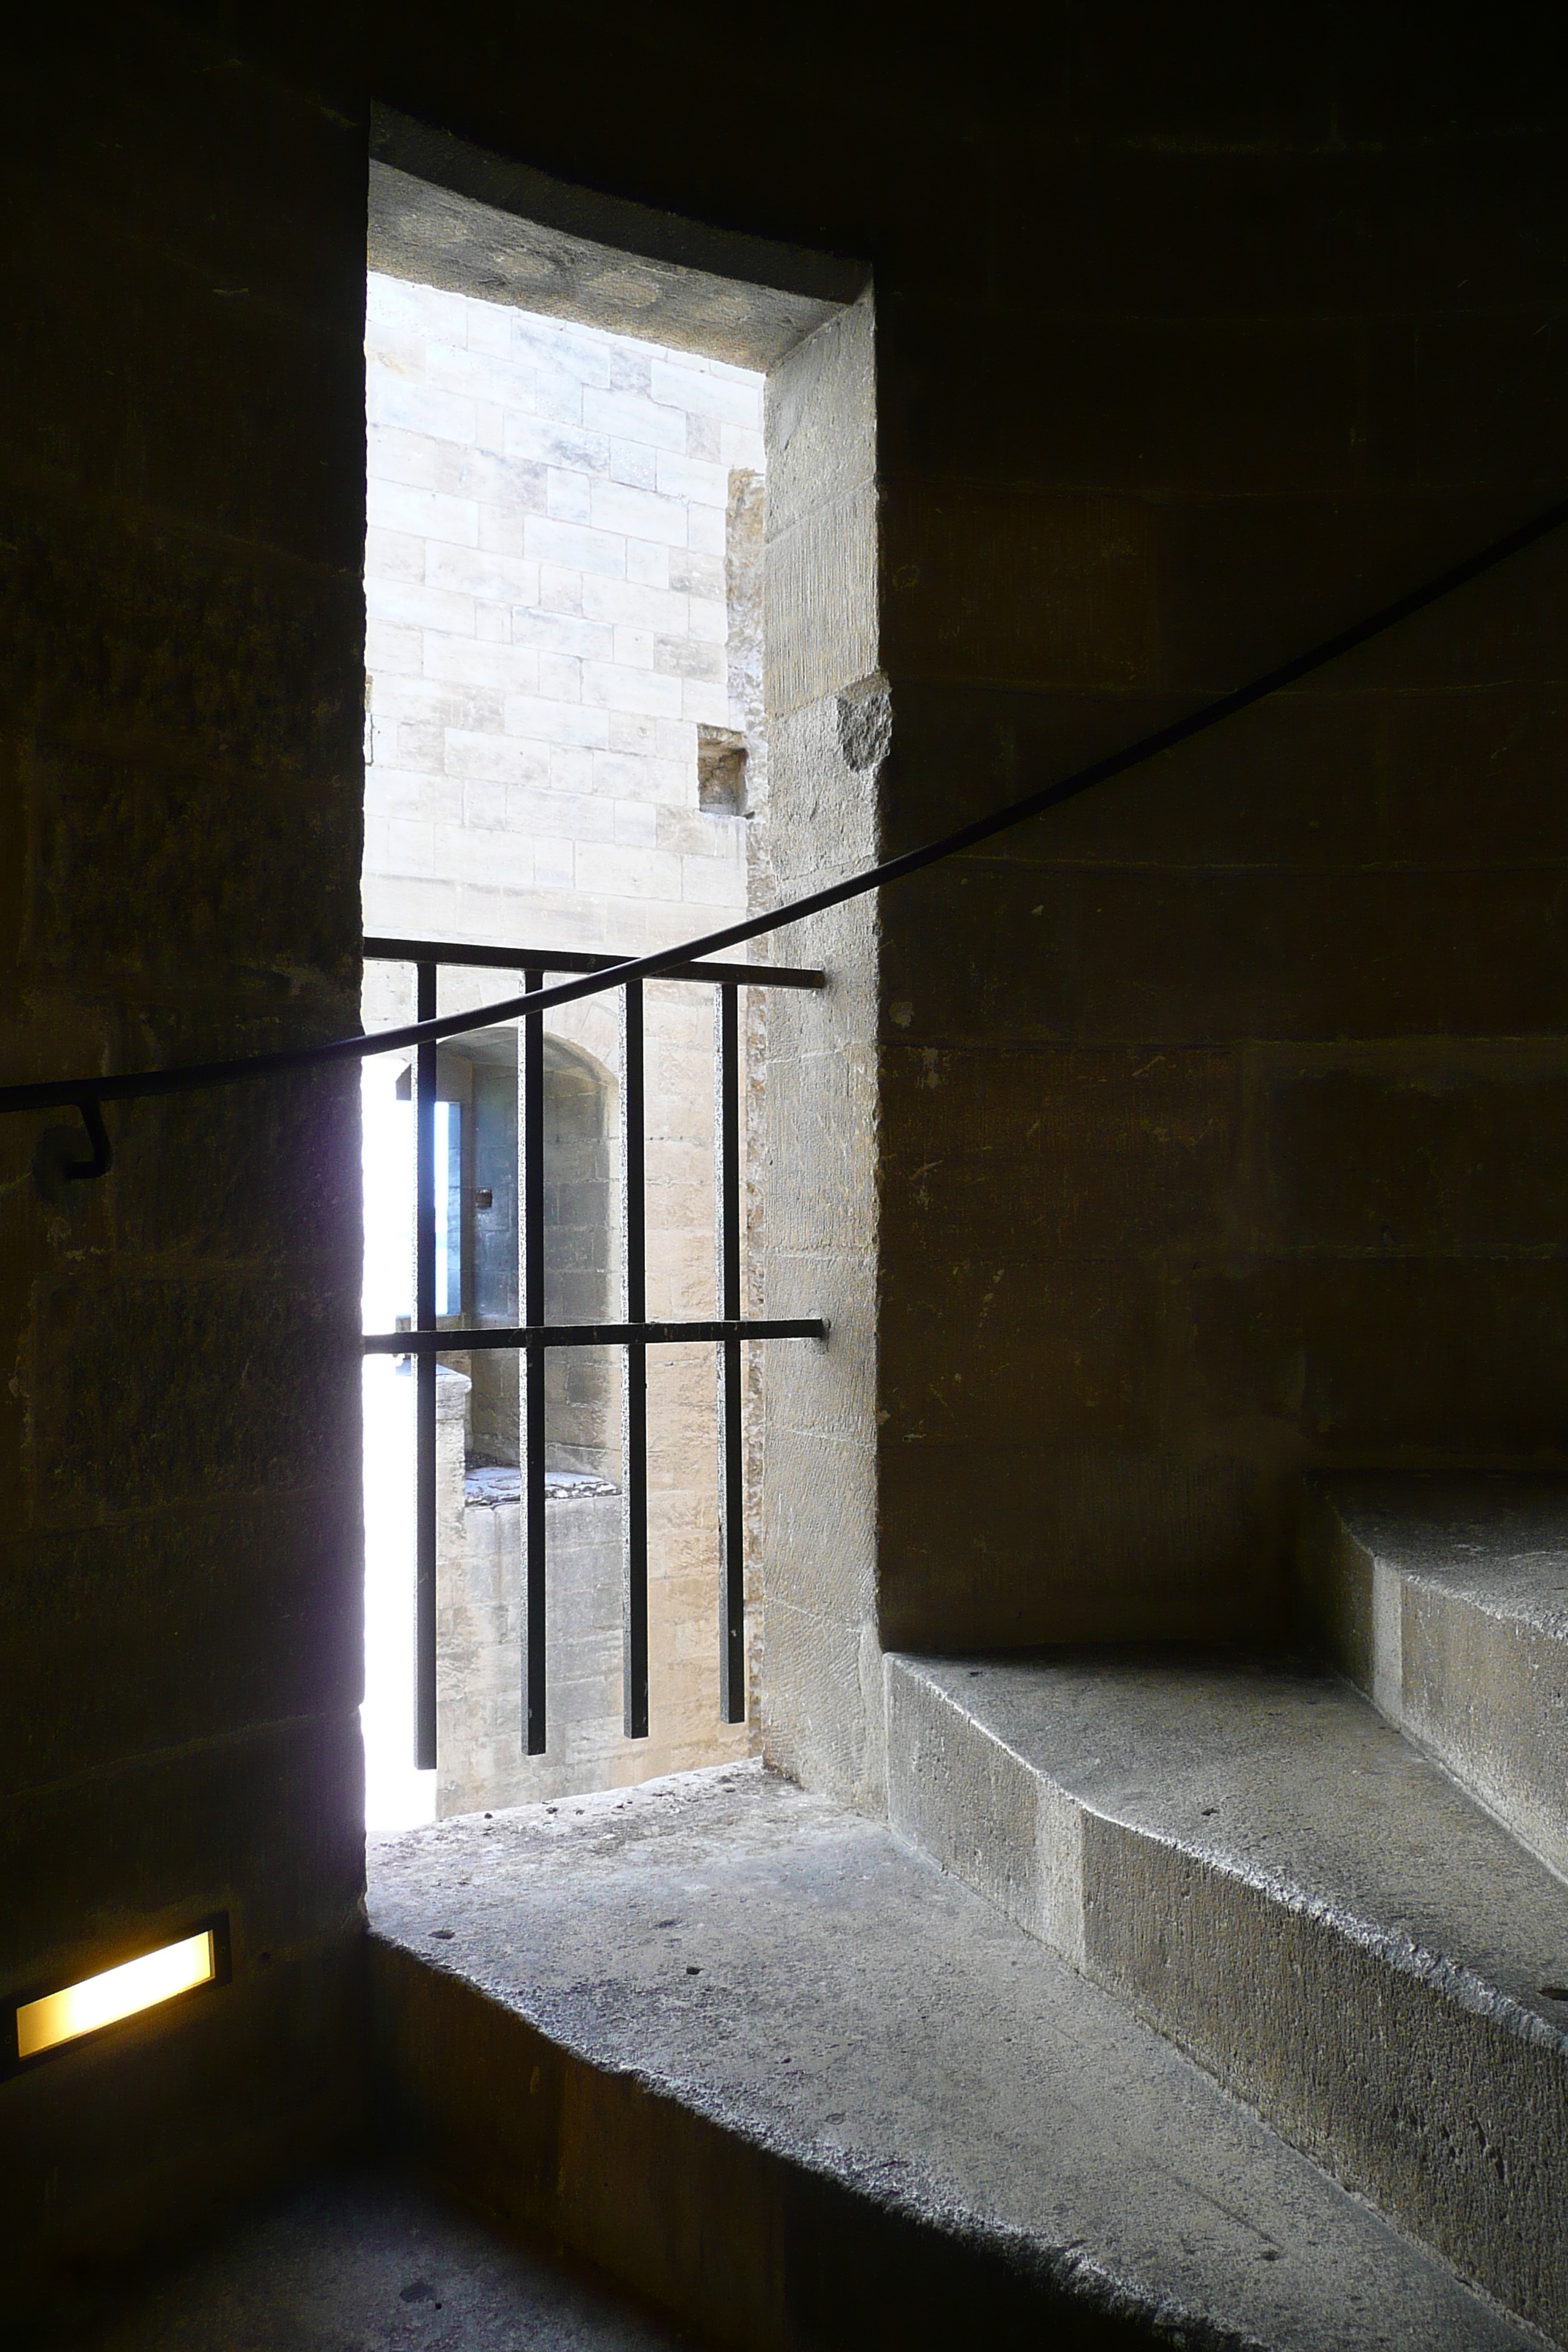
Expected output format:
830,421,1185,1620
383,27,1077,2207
363,1475,1568,2352
365,1477,1567,2348
886,1475,1568,2347
367,1766,1545,2348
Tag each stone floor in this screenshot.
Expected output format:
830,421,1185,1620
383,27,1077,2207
64,2165,702,2351
368,1760,1537,2351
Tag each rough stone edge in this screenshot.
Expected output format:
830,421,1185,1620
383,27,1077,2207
887,1655,1567,2059
368,107,864,372
885,1652,1568,2345
1300,1475,1568,1882
367,1931,1273,2352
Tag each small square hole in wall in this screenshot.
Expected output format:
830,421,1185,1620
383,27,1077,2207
698,727,747,814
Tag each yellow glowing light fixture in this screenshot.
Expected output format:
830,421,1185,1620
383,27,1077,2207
13,1925,222,2065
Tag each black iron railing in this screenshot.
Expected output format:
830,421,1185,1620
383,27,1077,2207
361,938,825,1763
4,492,1567,1759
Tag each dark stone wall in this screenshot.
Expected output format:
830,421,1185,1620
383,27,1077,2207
0,4,369,2299
361,1,1568,1655
864,55,1568,1643
6,0,1568,2275
871,88,1568,1640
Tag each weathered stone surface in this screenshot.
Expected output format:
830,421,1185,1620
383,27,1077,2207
875,301,1568,498
1259,1058,1568,1251
1,1714,367,2322
71,2164,692,2351
878,853,1568,1047
26,1271,360,1520
368,1762,1535,2351
1190,1256,1568,1453
878,1448,1276,1651
1303,1474,1568,1882
369,105,860,366
3,1708,363,2003
882,483,1159,691
0,500,363,786
0,1491,363,1794
13,0,1568,2316
1,9,367,2309
886,1651,1568,2340
757,299,883,1801
764,298,878,724
881,1044,1237,1252
878,674,1568,875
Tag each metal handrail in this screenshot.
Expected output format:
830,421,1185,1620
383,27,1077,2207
5,490,1566,1158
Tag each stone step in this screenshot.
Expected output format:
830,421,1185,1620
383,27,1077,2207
884,1651,1568,2347
1302,1473,1568,1880
369,1760,1537,2352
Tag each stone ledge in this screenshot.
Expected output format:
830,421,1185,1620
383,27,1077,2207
367,1761,1530,2351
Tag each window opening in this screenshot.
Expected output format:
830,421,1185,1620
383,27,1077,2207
358,210,791,1827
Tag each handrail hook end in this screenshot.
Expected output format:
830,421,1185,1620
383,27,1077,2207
32,1096,113,1199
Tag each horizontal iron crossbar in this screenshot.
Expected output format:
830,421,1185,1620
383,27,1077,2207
365,936,824,989
365,1319,827,1352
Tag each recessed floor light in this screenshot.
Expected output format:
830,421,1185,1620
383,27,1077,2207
7,1918,228,2070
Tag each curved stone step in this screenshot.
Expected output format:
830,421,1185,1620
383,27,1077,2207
369,1760,1539,2352
1303,1473,1568,1880
885,1650,1568,2346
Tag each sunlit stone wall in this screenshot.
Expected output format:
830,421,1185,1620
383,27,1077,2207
361,278,766,1809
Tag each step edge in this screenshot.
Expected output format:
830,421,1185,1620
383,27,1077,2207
885,1651,1568,2345
1317,1500,1568,1645
884,1654,1568,2059
1303,1482,1568,1885
366,1926,1300,2352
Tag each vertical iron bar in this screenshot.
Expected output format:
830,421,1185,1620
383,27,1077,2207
414,962,437,1771
621,981,649,1738
523,969,547,1754
716,984,745,1722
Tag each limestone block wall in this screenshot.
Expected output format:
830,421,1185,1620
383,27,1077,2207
14,27,1568,2311
361,269,762,966
360,277,767,1793
433,1360,635,1813
868,118,1568,1661
1,8,368,2306
360,10,1568,1800
438,1488,628,1814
